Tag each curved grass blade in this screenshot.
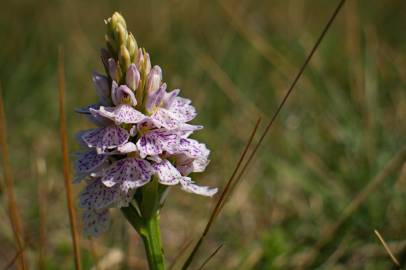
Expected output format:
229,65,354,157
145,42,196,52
197,244,223,270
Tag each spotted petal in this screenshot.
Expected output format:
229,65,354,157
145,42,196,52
168,138,209,159
179,177,217,197
176,155,209,176
153,159,181,185
81,126,129,153
168,97,197,122
136,130,178,158
101,158,153,191
91,104,146,124
150,108,182,129
82,208,110,237
74,150,108,182
79,178,134,209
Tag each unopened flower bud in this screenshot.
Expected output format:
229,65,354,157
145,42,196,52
119,45,131,71
145,83,167,113
126,64,140,90
144,53,151,75
135,48,144,69
145,65,162,94
116,23,128,46
127,33,138,61
111,12,127,30
105,12,129,58
111,83,137,106
135,49,151,75
108,58,117,80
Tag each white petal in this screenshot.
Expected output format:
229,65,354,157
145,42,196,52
79,179,119,209
74,150,108,182
81,126,129,153
101,158,153,191
82,208,110,237
153,160,181,185
179,177,217,197
91,104,146,124
168,97,197,122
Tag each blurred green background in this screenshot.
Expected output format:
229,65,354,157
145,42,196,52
0,0,405,269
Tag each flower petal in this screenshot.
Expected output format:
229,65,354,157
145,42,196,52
162,89,180,108
150,108,180,129
145,83,166,113
101,158,153,191
91,104,146,124
179,177,217,197
81,125,129,153
82,208,110,237
79,178,134,209
116,142,137,154
136,130,178,158
169,97,196,122
111,83,137,106
79,179,117,209
176,155,209,176
74,150,108,182
152,159,181,185
168,138,209,159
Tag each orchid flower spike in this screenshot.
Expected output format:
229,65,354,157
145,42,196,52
74,11,217,239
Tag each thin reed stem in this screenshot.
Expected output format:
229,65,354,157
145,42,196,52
182,0,346,268
196,244,223,270
58,45,82,270
182,117,261,270
0,84,27,270
233,0,347,189
168,239,193,270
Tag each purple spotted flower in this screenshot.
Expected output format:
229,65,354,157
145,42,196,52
74,13,217,237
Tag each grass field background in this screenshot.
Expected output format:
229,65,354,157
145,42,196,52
0,0,405,269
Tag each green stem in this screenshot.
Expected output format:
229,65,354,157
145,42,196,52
140,212,166,270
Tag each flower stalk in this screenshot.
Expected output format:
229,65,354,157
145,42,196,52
122,188,166,270
139,213,166,270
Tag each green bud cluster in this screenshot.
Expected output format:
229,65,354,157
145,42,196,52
105,12,138,82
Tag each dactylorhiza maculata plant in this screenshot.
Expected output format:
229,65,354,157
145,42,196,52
74,12,217,269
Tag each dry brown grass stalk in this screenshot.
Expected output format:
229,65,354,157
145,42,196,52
183,1,346,268
2,243,29,270
197,243,223,270
168,239,194,270
58,45,82,269
374,229,402,269
0,84,27,270
182,117,261,269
